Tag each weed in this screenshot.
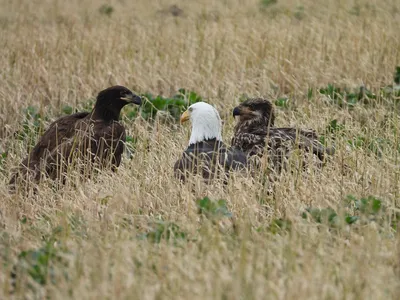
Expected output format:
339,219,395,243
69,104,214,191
302,207,340,227
302,195,396,230
0,151,7,172
125,135,138,159
275,97,290,108
294,5,305,20
15,106,49,151
61,105,74,115
138,221,187,244
260,0,277,9
269,218,292,234
99,4,114,16
11,227,69,293
347,135,392,158
122,89,202,122
196,197,233,220
318,84,366,109
394,66,400,85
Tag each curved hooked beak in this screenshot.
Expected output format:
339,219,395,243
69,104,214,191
232,106,242,117
121,94,142,105
180,110,190,124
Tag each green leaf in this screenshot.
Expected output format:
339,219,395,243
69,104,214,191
16,105,50,150
347,195,384,215
319,84,365,109
125,135,138,158
0,152,7,171
346,93,358,107
345,194,358,205
275,97,289,108
394,66,400,85
371,197,382,214
139,221,187,244
62,105,73,115
269,218,292,234
13,228,69,289
345,215,359,224
196,197,232,219
327,119,345,134
260,0,277,8
302,207,338,225
307,88,313,100
176,89,203,105
126,136,137,145
138,89,203,121
99,4,114,16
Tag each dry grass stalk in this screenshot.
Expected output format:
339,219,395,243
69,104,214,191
0,0,400,298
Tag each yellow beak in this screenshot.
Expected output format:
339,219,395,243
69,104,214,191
180,110,190,124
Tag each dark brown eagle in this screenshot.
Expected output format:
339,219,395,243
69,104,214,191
9,85,142,190
174,102,247,183
231,98,335,172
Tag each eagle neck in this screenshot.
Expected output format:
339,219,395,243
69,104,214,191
235,117,271,133
91,104,122,122
187,138,223,150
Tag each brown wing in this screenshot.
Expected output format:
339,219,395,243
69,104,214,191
266,128,335,172
231,118,269,157
231,132,266,157
232,121,335,174
92,120,126,170
44,120,126,182
9,112,89,188
268,128,334,160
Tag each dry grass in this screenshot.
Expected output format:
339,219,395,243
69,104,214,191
1,0,400,298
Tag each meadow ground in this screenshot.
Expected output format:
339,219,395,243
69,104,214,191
1,0,400,298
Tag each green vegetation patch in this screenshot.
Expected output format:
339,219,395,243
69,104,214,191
302,195,398,230
133,89,202,121
196,197,233,220
138,220,187,245
11,227,70,293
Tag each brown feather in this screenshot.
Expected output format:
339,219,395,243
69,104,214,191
43,118,126,183
231,98,334,172
9,85,141,191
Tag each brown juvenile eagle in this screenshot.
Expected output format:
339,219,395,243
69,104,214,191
231,98,335,172
174,102,247,183
9,85,142,190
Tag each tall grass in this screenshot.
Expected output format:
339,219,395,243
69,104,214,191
1,0,400,298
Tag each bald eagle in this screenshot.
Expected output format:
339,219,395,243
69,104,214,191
174,102,247,183
231,98,334,172
9,85,142,190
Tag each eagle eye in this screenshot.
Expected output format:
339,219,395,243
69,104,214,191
188,107,193,112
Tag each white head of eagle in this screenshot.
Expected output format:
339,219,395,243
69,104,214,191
180,102,223,146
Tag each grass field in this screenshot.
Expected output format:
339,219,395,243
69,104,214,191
1,0,400,298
